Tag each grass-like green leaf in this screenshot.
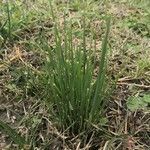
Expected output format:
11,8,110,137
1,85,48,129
0,120,26,148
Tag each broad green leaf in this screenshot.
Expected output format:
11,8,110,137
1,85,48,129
143,94,150,103
127,95,149,111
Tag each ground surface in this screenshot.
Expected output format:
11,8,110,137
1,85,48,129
0,0,150,149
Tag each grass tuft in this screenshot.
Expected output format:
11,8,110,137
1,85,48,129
38,3,111,134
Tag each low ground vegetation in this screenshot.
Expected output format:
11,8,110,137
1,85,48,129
0,0,150,149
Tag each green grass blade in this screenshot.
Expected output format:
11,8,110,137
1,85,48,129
90,17,111,120
0,120,26,148
6,1,11,41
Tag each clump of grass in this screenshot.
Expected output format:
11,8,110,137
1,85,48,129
38,5,111,134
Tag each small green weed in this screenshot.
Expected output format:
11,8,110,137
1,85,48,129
127,94,150,111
